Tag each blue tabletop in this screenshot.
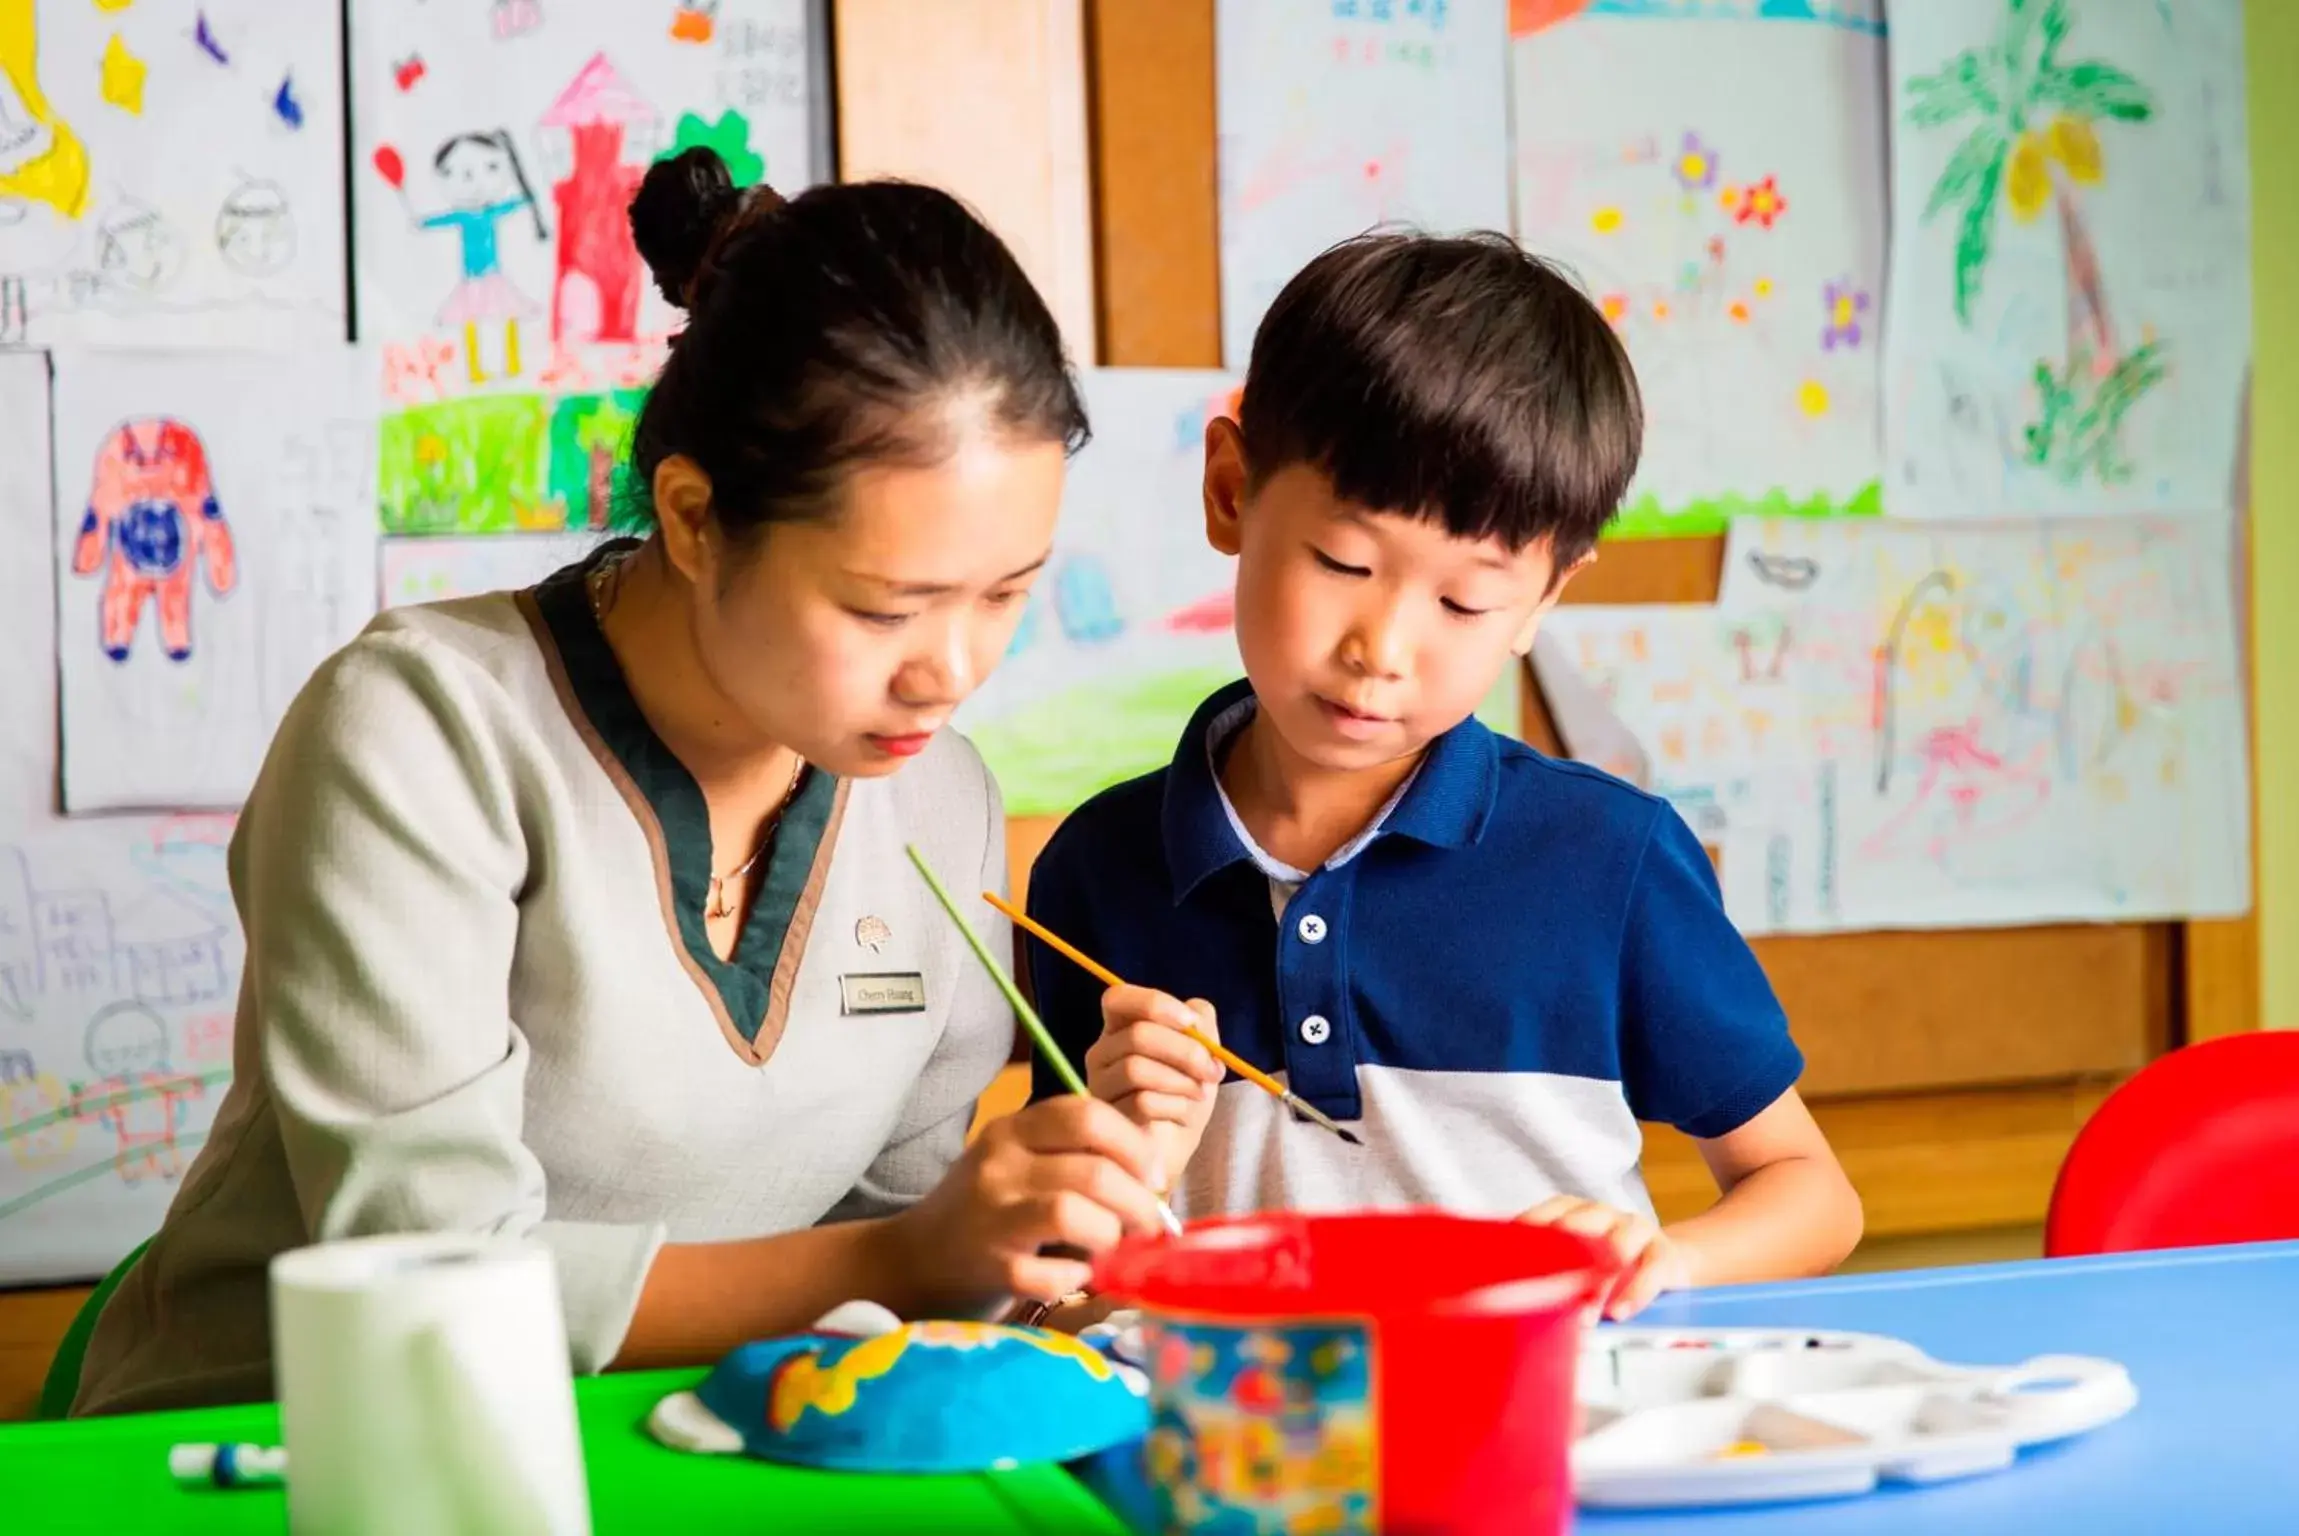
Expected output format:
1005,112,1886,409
1585,1240,2297,1533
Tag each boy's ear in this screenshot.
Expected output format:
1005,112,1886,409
1202,416,1248,557
1511,548,1597,657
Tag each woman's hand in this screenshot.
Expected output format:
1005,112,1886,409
1518,1195,1693,1321
1085,985,1224,1184
888,1094,1171,1305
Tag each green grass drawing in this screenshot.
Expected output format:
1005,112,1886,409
379,395,558,534
1905,0,2164,491
973,664,1247,818
2024,340,2168,484
1605,481,1884,541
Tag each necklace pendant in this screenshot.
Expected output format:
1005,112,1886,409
706,878,730,920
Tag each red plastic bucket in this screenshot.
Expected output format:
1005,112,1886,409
1095,1210,1618,1535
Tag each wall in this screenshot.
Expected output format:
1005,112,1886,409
2251,1,2298,1026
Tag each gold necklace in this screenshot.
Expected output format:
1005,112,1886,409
705,754,807,920
587,553,808,923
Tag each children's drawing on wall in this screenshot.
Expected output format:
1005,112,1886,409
52,351,379,813
957,370,1248,817
539,54,659,350
1510,0,1886,538
375,128,550,384
71,418,236,664
1215,0,1512,368
213,176,295,276
1882,0,2249,519
354,0,821,533
0,1,344,348
1623,512,2249,934
0,826,245,1280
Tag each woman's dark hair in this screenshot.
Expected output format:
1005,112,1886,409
623,147,1089,539
1239,231,1642,572
434,130,548,240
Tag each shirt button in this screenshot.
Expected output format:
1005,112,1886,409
1297,914,1328,945
1299,1014,1332,1045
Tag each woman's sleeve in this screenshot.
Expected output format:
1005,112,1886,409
823,746,1015,1221
238,636,663,1372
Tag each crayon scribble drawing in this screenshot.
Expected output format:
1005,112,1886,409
1715,514,2245,933
1215,0,1512,368
1882,0,2249,519
0,826,245,1281
1510,0,1886,538
71,418,236,664
355,1,823,534
52,351,379,813
0,1,345,349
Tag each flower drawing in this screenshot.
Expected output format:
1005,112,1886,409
1725,174,1786,228
1671,131,1717,191
1822,280,1870,349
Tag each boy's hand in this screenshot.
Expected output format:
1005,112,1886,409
1519,1195,1692,1321
1084,985,1225,1188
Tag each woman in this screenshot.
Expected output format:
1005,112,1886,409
70,149,1169,1416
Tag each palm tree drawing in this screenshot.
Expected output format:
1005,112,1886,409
1906,0,2162,486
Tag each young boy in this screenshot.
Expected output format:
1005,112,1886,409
1025,233,1861,1317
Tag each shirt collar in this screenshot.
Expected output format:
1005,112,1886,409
1160,677,1503,903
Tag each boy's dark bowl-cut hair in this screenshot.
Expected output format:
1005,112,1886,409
1238,230,1643,570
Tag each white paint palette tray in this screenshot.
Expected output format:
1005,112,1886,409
1573,1327,2137,1510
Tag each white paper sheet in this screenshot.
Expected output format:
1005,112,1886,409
353,0,824,535
1542,514,2249,933
54,349,380,812
1882,0,2250,518
1215,0,1511,369
1534,603,1820,934
0,0,346,348
379,531,602,608
1510,0,1886,536
956,369,1246,817
0,350,244,1284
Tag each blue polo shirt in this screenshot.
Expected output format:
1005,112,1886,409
1024,679,1804,1220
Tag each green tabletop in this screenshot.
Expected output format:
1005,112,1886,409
0,1368,1131,1535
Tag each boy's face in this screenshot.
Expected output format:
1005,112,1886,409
1203,419,1584,773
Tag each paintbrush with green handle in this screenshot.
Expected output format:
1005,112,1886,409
905,845,1184,1238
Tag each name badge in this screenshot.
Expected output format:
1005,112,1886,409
840,972,928,1016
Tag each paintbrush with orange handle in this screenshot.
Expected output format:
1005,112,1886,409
984,891,1364,1148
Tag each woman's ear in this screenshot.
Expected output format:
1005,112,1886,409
651,456,718,586
1202,417,1249,558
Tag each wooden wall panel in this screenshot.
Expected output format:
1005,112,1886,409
834,0,1099,353
1085,1,1222,366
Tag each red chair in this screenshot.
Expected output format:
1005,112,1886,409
2046,1032,2299,1258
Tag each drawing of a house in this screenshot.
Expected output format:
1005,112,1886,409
538,54,659,347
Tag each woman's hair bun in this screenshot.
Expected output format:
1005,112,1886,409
630,146,781,309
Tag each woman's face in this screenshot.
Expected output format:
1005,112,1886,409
688,421,1066,778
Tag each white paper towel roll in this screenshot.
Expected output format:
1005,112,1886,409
270,1233,593,1536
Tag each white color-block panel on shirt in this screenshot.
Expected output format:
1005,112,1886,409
1178,1065,1655,1224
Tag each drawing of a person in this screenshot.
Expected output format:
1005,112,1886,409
95,199,185,294
73,1000,205,1185
397,129,550,384
72,417,235,663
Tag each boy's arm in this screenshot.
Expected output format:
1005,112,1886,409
1530,809,1860,1315
1678,1086,1860,1286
